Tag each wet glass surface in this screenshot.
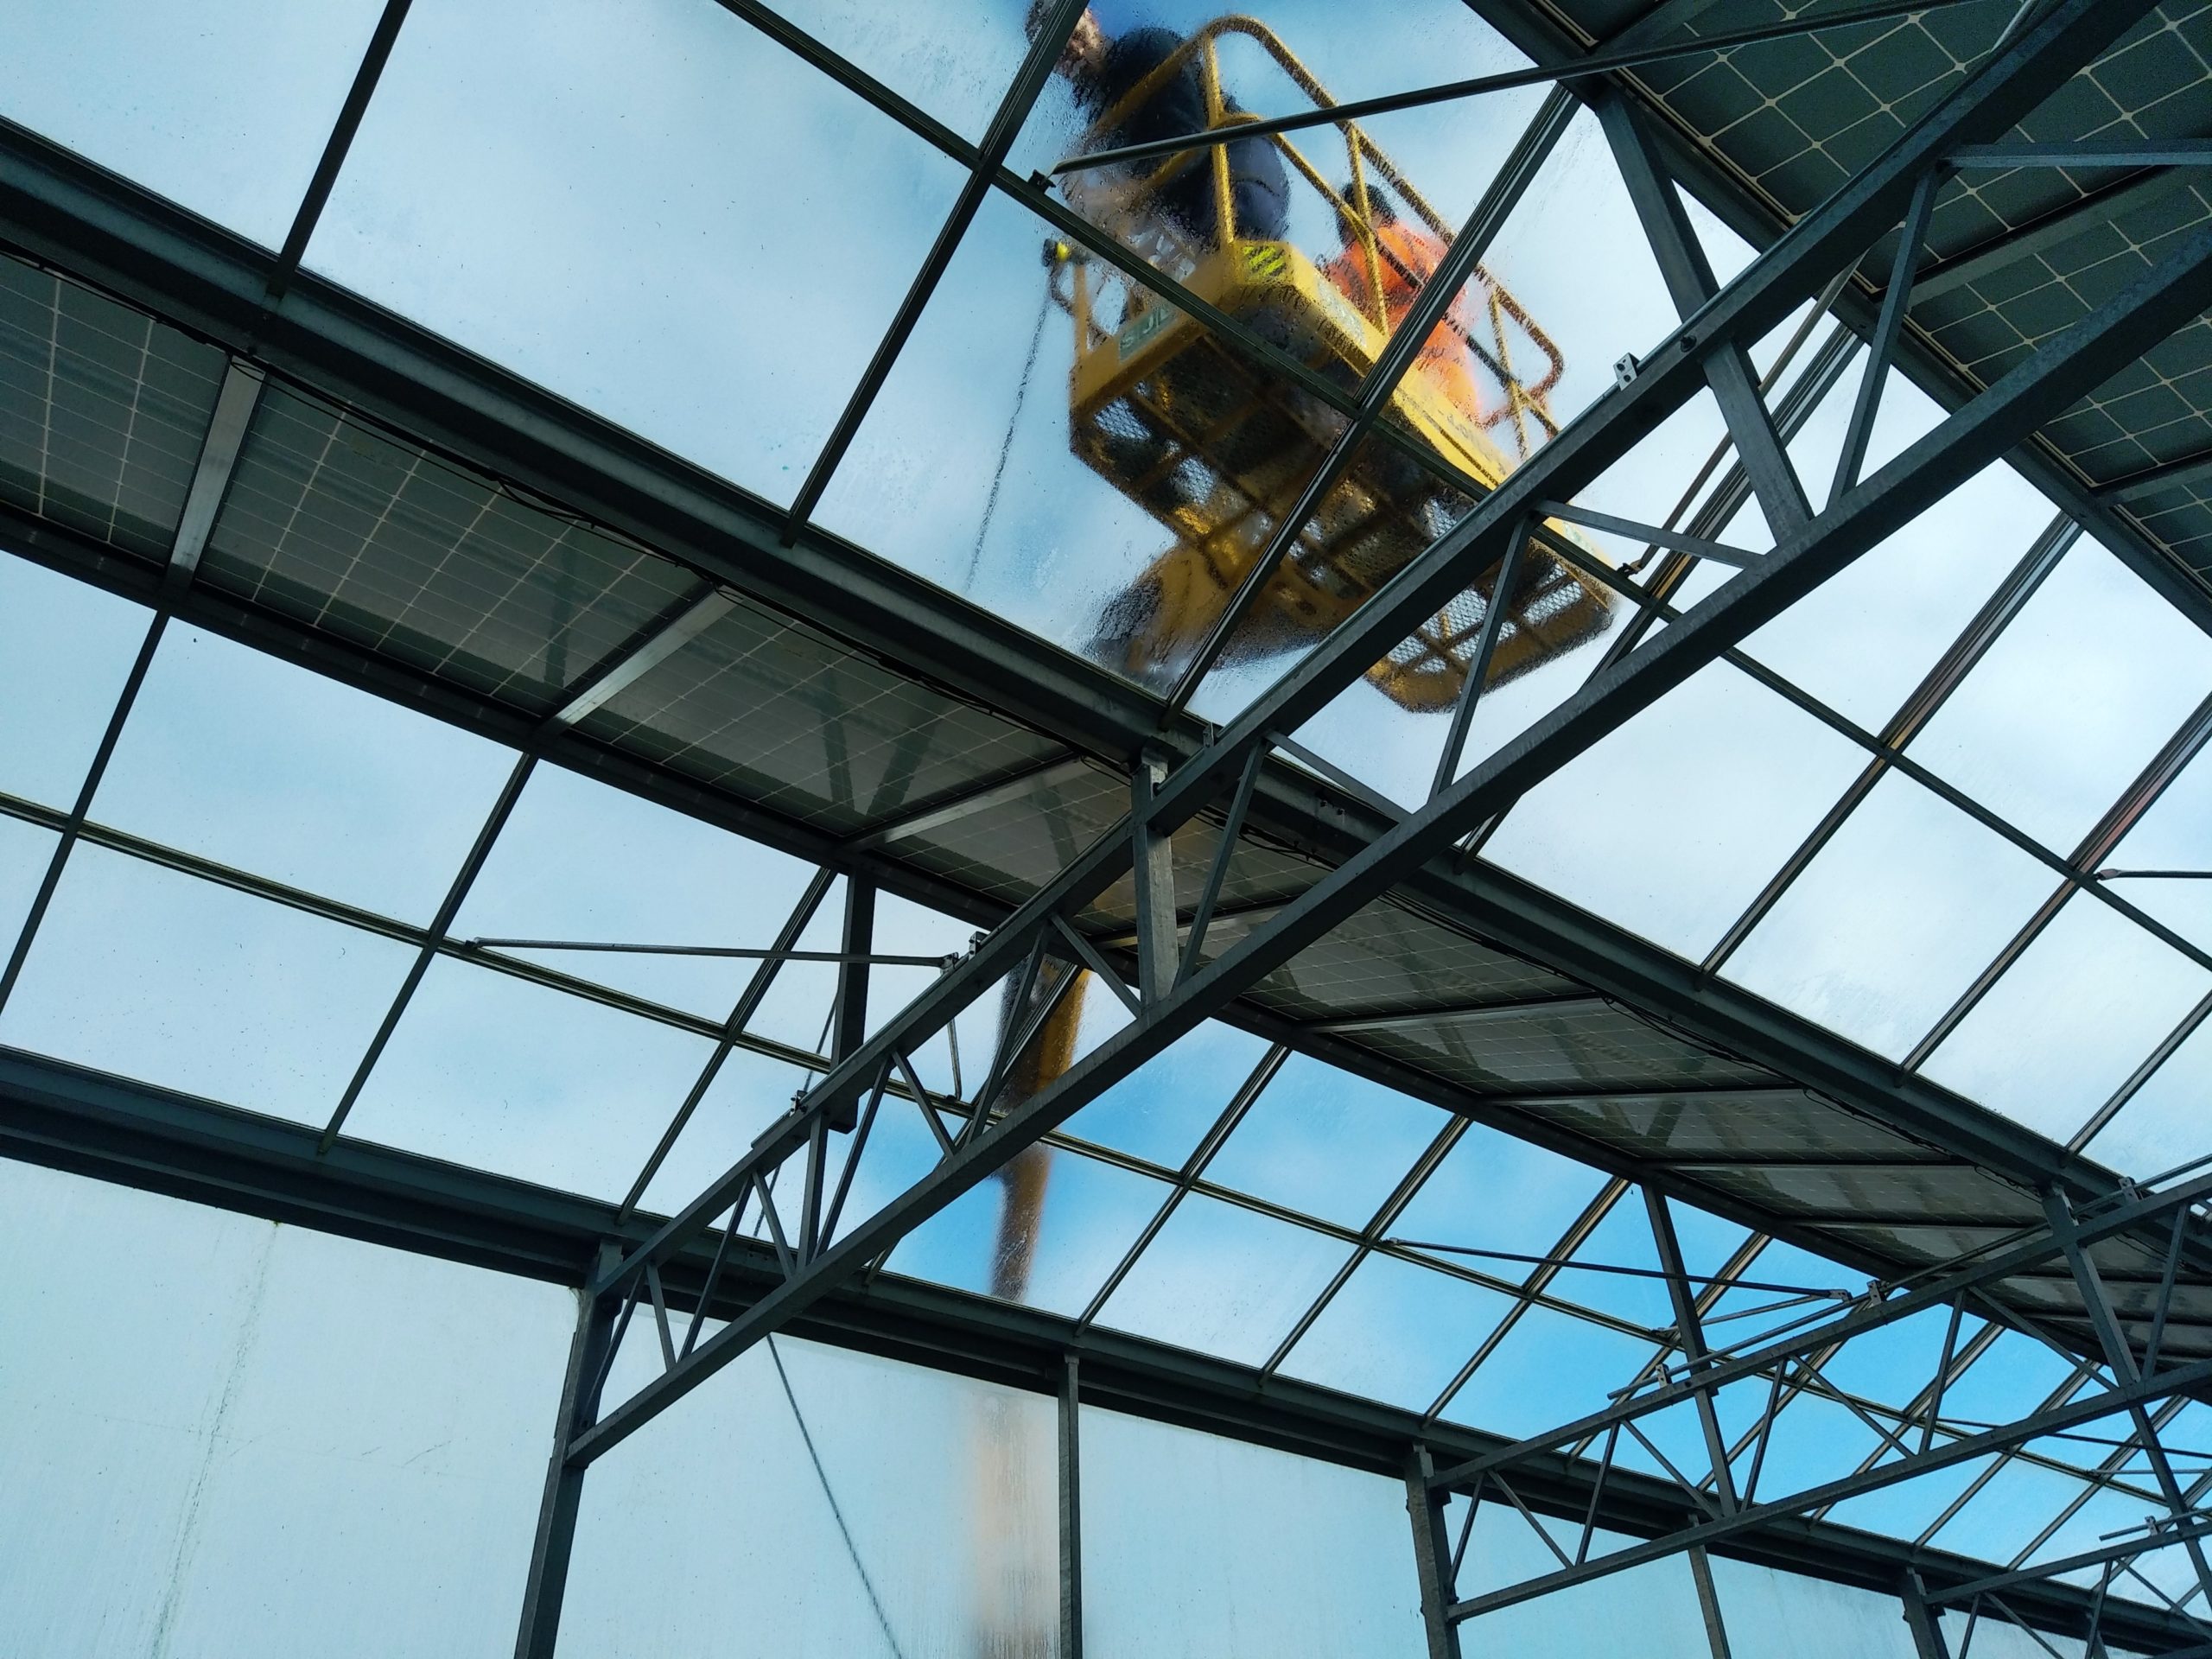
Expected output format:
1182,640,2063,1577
0,0,388,247
308,0,968,507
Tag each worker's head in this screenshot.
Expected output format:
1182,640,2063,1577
1027,3,1109,85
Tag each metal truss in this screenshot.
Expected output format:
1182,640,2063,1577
574,0,2199,1463
3,0,2212,1655
1,0,2196,1261
1424,1170,2212,1624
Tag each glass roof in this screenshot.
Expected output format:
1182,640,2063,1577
4,0,2212,1633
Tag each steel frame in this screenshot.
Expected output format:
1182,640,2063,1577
577,0,2195,1461
3,0,2212,1654
0,0,2194,1271
5,1043,2209,1658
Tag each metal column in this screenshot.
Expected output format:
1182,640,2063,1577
515,1242,626,1659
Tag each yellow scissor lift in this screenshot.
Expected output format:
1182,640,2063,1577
1050,16,1615,710
982,11,1618,1341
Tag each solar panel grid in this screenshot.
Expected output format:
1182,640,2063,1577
1221,899,1580,1020
203,388,702,715
2125,468,2212,571
1354,997,1777,1092
575,599,1061,832
1686,1156,2041,1226
1510,1083,1925,1160
1625,0,2002,213
1567,2,2212,577
0,257,224,562
892,763,1128,907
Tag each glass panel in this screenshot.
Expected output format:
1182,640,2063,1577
1706,1558,1920,1659
455,763,820,1020
1424,102,1682,451
631,1045,815,1219
1746,443,2053,735
0,816,58,945
815,1072,950,1242
1095,1192,1351,1365
1724,771,2054,1060
1823,1452,1998,1546
1907,538,2212,855
1441,1300,1658,1438
563,1334,1059,1658
777,0,1033,139
1942,1332,2085,1432
1061,1019,1271,1169
1390,1119,1609,1271
1202,1052,1446,1228
2085,1011,2212,1178
813,183,1338,687
1279,1250,1514,1410
2104,731,2212,958
1457,1506,1713,1658
1736,1388,1891,1506
1922,895,2210,1146
1079,1403,1426,1659
0,551,151,810
736,871,846,1054
892,1144,1170,1318
0,2,388,247
309,0,969,507
0,1159,573,1656
1557,1190,1675,1329
340,957,715,1197
864,891,979,1090
93,623,517,923
1484,660,1870,960
1819,1302,1987,1412
0,846,414,1122
1925,1459,2100,1567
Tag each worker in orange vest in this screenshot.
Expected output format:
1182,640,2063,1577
1323,194,1490,429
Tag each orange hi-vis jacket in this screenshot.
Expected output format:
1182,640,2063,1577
1322,217,1488,427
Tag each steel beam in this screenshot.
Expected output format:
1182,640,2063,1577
1927,1514,2212,1609
2100,448,2212,505
1059,1354,1084,1659
779,0,1084,526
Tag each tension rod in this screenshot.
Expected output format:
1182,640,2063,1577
466,938,962,969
